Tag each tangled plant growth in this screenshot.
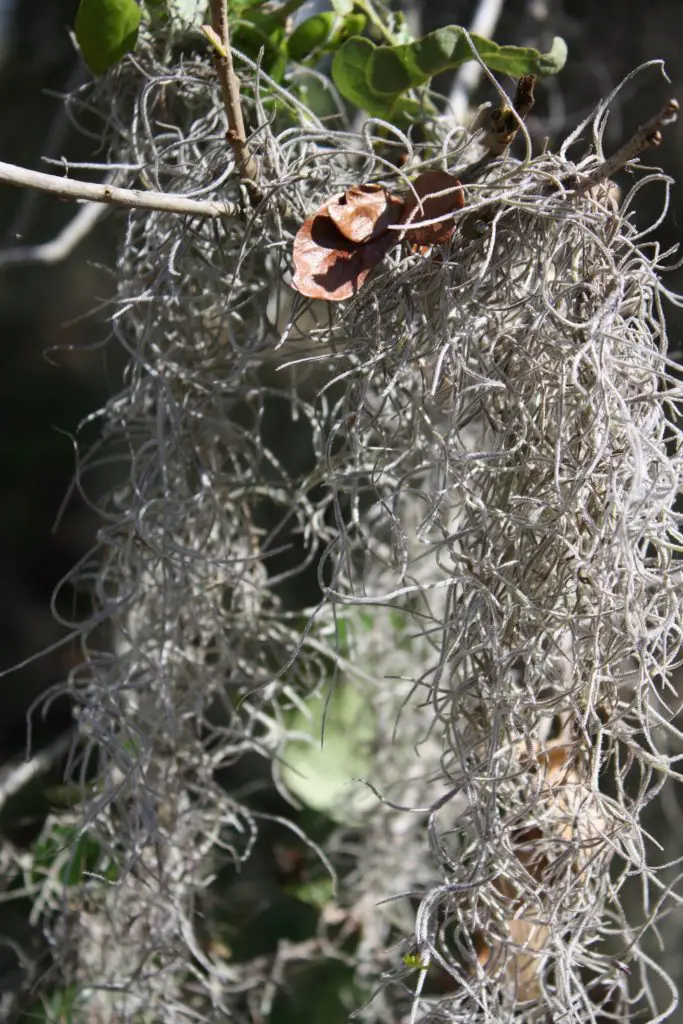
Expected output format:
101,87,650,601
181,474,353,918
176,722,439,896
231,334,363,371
2,0,683,1021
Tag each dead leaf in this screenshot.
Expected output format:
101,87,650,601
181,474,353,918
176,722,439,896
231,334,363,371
291,211,397,301
401,170,465,246
291,174,465,301
326,184,404,244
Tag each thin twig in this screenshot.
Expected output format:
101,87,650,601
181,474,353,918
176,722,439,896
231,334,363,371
459,74,536,185
204,1,261,194
483,74,536,156
576,98,680,192
0,160,241,218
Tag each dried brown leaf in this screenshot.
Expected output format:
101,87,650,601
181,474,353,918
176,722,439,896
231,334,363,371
401,170,465,246
290,173,463,301
326,184,404,244
291,211,397,301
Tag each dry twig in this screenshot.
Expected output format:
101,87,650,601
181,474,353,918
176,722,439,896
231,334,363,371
203,0,260,194
576,97,680,192
459,74,536,184
0,160,241,218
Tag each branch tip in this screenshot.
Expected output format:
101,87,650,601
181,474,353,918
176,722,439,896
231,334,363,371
581,96,679,191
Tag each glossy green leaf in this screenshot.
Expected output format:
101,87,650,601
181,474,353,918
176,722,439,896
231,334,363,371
366,28,567,96
288,12,335,61
468,32,567,76
331,37,397,118
334,29,566,115
281,684,375,822
232,9,287,79
327,12,367,51
75,0,141,75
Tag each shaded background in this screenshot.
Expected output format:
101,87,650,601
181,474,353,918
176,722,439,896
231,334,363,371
0,0,681,1018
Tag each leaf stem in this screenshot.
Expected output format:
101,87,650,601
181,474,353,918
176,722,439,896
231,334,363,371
355,0,396,44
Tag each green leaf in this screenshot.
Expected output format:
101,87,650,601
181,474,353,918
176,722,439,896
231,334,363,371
229,0,269,11
326,12,367,52
378,26,472,88
366,45,412,95
334,29,567,116
287,877,335,909
232,9,288,80
331,37,397,118
281,684,375,822
468,32,568,76
20,985,82,1023
32,825,119,887
330,0,354,14
288,12,335,61
533,35,568,75
367,28,567,96
402,948,429,970
75,0,141,75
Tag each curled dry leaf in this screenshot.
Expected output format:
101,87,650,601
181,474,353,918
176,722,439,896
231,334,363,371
326,183,404,244
292,209,399,301
401,170,465,246
291,174,465,301
292,184,403,301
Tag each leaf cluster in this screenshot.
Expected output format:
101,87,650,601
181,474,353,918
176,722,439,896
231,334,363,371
331,30,566,118
73,0,566,122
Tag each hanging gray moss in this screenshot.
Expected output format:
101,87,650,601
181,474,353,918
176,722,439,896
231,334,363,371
19,29,683,1024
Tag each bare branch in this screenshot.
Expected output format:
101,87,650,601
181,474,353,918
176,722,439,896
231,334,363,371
483,74,536,157
0,160,241,218
204,1,261,194
458,74,536,189
579,97,679,190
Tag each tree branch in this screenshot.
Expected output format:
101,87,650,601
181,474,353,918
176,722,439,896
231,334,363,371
578,98,679,191
458,74,536,186
203,1,261,195
0,160,241,218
